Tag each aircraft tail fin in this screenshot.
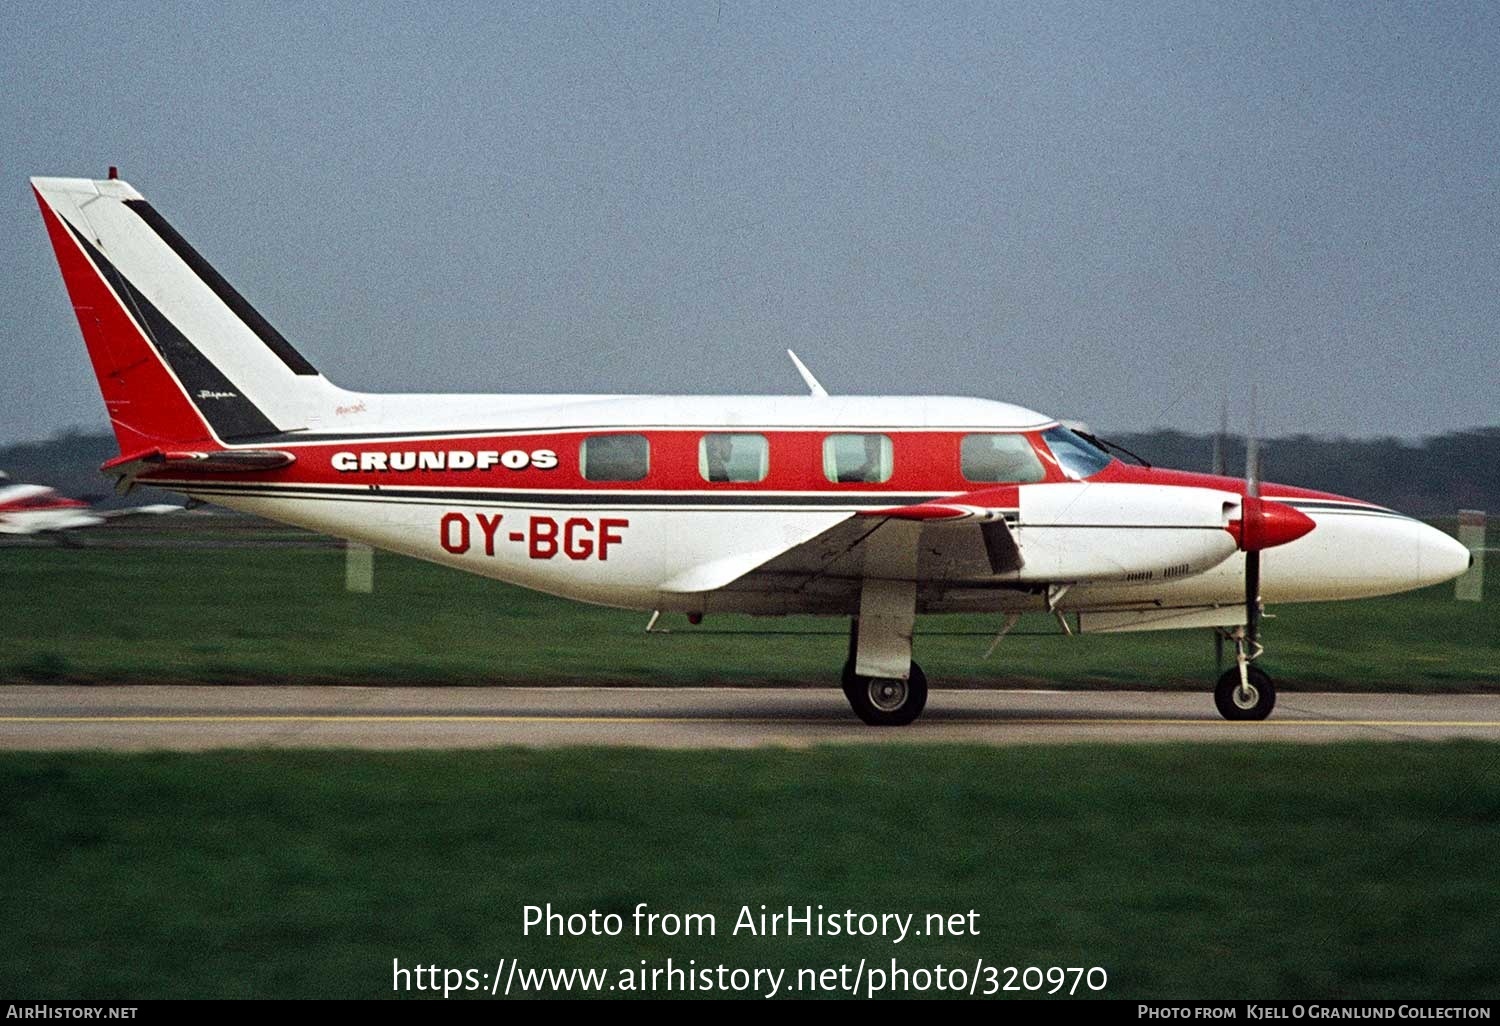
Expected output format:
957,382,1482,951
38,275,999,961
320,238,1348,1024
31,175,341,455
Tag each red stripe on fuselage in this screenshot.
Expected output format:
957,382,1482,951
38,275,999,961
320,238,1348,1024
134,429,1068,495
130,426,1389,511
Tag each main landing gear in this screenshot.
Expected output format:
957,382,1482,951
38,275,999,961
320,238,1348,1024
843,555,928,725
843,657,928,727
842,613,928,726
1213,626,1276,721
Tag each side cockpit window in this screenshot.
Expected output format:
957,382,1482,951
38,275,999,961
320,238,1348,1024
700,433,769,483
823,434,893,484
960,433,1046,483
580,434,649,482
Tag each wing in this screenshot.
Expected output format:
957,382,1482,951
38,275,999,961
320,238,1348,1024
691,492,1025,606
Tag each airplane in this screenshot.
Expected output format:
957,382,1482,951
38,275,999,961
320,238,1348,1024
0,471,178,538
28,173,1475,724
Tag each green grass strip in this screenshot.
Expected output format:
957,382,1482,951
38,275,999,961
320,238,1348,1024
2,545,1495,690
1,743,1497,998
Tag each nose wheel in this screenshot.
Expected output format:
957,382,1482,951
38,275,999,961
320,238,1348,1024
843,660,928,726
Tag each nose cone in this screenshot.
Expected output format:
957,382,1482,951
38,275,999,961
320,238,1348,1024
1260,499,1475,603
1418,524,1473,588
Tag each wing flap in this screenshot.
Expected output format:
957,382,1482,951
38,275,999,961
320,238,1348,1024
706,514,1022,600
862,486,1025,575
980,519,1024,574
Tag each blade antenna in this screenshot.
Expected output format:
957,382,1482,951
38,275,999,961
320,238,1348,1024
786,349,829,398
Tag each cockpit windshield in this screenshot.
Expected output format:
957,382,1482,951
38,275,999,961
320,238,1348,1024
1042,425,1113,480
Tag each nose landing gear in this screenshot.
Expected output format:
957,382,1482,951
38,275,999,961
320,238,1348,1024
1213,626,1276,720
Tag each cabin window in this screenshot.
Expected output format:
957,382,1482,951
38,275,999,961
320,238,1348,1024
823,434,893,484
961,433,1046,483
699,433,769,483
580,434,650,482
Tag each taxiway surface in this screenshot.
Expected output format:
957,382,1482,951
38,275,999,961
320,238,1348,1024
2,685,1498,750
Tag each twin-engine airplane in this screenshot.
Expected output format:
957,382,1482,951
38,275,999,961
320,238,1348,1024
30,174,1473,724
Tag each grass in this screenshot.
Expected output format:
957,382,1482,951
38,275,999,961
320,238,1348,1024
6,527,1495,1000
0,743,1497,999
2,541,1495,690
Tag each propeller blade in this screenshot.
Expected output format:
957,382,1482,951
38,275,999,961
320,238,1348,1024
1244,385,1261,654
1245,385,1260,498
1245,549,1261,650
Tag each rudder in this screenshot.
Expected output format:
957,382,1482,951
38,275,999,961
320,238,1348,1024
32,176,339,454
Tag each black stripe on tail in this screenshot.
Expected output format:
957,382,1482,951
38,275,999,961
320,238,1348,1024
122,199,319,376
64,221,281,441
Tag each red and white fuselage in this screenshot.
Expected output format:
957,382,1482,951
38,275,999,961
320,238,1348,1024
122,394,1468,622
29,175,1471,636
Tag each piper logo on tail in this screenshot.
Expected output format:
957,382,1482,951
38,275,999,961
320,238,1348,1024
331,449,558,472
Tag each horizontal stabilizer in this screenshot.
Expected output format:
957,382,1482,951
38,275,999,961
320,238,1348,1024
102,448,296,486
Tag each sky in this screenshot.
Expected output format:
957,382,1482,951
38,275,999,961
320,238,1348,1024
2,1,1497,444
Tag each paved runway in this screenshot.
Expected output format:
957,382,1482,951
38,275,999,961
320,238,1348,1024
2,685,1498,750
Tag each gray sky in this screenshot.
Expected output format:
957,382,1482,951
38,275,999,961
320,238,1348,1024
3,1,1497,444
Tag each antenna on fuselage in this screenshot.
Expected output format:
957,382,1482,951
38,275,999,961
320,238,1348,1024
786,349,829,398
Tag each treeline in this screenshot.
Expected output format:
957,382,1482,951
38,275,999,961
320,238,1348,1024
2,427,1496,516
1109,428,1499,515
0,431,180,508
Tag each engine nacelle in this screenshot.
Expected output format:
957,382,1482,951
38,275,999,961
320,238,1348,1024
1012,482,1244,584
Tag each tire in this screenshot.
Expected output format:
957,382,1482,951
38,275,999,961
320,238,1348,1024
842,660,929,726
1214,665,1276,721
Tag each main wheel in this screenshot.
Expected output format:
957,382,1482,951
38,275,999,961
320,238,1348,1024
1214,665,1276,721
842,660,928,726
